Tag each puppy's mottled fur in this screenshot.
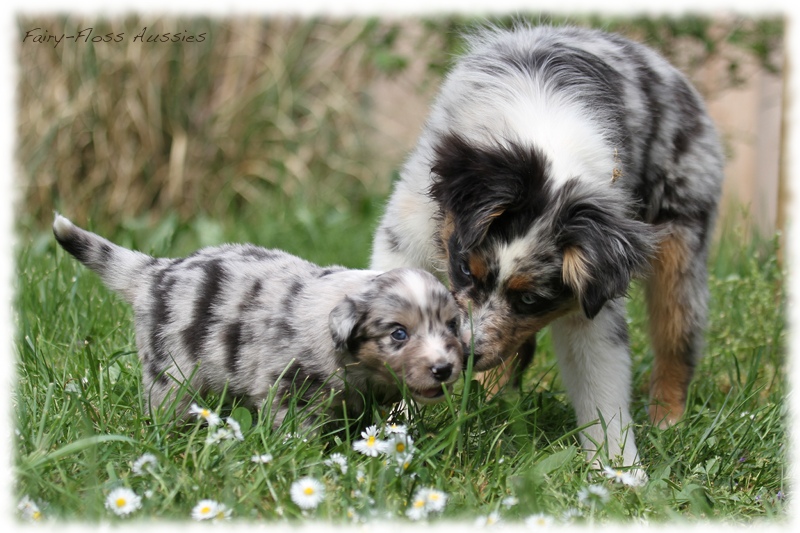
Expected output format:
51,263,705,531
371,25,723,469
54,215,463,426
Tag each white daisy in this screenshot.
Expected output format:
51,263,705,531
206,427,235,444
385,433,415,457
132,453,158,475
105,487,142,517
501,496,519,508
405,491,429,521
356,468,367,484
525,513,554,528
290,477,325,510
283,432,308,443
475,511,501,527
385,423,407,434
353,425,388,457
424,488,448,512
395,451,414,474
189,404,221,426
213,503,232,521
578,484,610,506
226,417,244,441
561,507,583,523
17,495,43,522
405,486,447,519
602,464,634,485
251,453,274,464
624,470,648,487
192,499,221,521
346,506,361,523
323,452,348,474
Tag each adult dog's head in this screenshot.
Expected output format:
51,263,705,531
429,132,657,371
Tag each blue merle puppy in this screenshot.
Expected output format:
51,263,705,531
53,215,463,427
371,24,724,474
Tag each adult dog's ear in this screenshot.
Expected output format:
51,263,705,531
329,297,363,353
557,183,658,319
429,133,550,251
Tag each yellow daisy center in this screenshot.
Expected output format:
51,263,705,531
201,506,211,515
115,498,127,508
429,494,440,501
396,442,405,453
33,511,41,520
304,487,315,496
413,499,425,508
367,436,376,446
201,409,210,417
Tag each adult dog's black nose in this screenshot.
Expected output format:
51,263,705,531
430,363,453,382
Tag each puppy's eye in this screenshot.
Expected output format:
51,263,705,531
391,327,409,342
459,260,472,278
521,293,536,305
446,319,459,335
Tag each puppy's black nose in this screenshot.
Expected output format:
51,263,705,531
430,363,453,382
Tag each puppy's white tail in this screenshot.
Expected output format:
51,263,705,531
53,214,154,304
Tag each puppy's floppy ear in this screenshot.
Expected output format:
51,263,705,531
556,182,658,319
329,297,363,353
429,133,550,251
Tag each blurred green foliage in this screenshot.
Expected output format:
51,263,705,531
17,14,783,249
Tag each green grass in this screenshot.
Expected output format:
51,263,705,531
12,206,788,525
13,14,788,526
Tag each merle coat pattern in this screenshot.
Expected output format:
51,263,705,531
370,24,724,472
54,215,463,427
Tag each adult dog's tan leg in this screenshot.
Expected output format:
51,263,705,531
645,225,710,428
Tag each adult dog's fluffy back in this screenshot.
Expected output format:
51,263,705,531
371,24,724,472
426,25,722,195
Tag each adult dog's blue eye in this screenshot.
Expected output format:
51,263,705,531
521,293,536,305
391,328,409,341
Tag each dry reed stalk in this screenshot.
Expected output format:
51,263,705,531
17,16,395,232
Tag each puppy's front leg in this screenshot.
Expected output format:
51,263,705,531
550,299,641,473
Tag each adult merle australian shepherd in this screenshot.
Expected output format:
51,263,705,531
370,23,723,473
